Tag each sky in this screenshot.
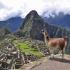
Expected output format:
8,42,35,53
0,0,70,21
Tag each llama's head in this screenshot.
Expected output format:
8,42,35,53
45,32,48,37
41,29,49,39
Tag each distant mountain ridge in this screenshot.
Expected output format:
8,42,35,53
44,14,70,29
0,17,23,32
0,11,70,32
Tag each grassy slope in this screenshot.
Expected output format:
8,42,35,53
14,40,44,58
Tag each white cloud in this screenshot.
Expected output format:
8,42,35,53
0,0,70,21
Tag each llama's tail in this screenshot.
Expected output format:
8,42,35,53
64,36,68,48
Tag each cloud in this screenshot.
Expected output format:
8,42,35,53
0,0,70,21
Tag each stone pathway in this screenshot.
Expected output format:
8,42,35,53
23,55,70,70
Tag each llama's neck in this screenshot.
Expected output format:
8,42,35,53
43,32,49,46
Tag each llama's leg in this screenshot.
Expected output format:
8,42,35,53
51,54,54,59
48,48,52,59
47,47,51,55
48,51,52,59
49,48,54,59
62,50,64,59
52,47,55,58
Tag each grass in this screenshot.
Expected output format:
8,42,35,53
14,40,44,58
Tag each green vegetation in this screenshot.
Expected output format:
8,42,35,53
14,40,44,58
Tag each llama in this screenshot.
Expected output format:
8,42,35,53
42,30,68,59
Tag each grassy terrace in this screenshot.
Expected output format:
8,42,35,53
14,40,44,58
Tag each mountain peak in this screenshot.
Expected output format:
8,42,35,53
20,10,40,29
25,10,39,20
20,10,44,40
28,10,38,16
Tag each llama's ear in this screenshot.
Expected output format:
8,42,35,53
41,29,44,33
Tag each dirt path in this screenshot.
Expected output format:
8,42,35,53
30,55,70,70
